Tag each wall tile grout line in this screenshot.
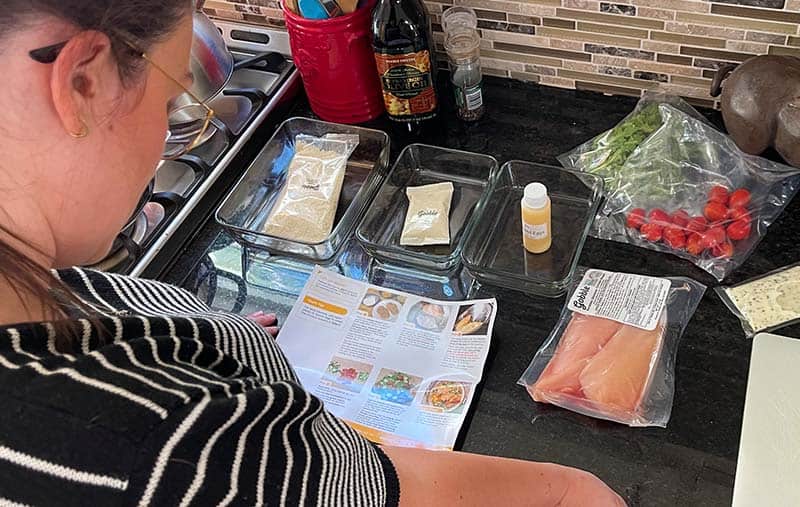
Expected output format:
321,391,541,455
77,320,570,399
207,0,800,107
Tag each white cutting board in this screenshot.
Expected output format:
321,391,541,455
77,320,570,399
733,333,800,507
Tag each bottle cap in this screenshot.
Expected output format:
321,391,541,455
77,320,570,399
523,182,548,209
442,6,478,33
444,28,480,60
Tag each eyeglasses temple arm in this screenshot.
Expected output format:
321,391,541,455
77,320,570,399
29,41,68,64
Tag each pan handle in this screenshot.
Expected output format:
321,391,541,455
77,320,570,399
710,63,736,97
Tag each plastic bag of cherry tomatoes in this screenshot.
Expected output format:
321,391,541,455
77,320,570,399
560,93,800,281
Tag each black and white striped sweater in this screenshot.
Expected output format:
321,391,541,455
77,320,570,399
0,268,400,506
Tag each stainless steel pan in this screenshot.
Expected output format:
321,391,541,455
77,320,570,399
168,9,287,151
170,9,279,136
187,10,234,104
165,10,233,147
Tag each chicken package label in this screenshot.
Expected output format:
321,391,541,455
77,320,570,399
567,269,670,331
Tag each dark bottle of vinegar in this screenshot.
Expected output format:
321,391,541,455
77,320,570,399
371,0,438,133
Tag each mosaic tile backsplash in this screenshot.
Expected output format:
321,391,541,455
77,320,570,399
205,0,800,106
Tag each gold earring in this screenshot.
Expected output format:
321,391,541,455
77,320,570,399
69,119,89,139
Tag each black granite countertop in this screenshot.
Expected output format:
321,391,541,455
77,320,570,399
164,76,800,506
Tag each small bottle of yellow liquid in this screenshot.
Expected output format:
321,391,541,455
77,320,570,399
521,182,552,254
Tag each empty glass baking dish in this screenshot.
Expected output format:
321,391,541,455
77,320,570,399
356,144,498,271
216,117,390,262
461,160,604,297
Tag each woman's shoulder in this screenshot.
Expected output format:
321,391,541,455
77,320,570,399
2,268,298,385
53,268,291,375
55,267,210,316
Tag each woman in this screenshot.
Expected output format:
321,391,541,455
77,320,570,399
0,1,625,505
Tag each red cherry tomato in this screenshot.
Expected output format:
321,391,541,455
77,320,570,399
703,201,729,222
663,227,686,250
648,208,670,226
712,240,734,259
708,185,730,205
727,219,752,241
626,208,647,230
686,233,705,256
728,188,751,209
728,206,751,222
640,223,663,242
701,226,727,249
670,210,690,228
686,216,708,233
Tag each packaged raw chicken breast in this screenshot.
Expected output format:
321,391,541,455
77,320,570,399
519,269,705,427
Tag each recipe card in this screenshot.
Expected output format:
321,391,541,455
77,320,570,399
278,267,498,451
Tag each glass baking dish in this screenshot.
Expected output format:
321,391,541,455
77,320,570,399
356,144,499,271
460,160,604,297
367,258,477,300
216,117,390,262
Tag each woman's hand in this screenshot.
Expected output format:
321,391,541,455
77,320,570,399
382,446,626,507
247,311,279,337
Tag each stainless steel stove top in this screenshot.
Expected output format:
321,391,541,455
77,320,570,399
91,21,299,276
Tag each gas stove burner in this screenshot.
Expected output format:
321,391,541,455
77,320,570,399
228,68,281,96
155,160,200,197
165,93,254,156
166,123,219,157
166,101,213,148
142,202,166,240
128,210,149,245
208,94,254,136
90,211,148,272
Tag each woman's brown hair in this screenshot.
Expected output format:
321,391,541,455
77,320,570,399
0,0,192,342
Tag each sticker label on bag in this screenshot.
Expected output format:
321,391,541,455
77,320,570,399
567,269,670,330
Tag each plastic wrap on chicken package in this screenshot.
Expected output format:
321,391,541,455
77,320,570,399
558,93,800,281
519,269,706,427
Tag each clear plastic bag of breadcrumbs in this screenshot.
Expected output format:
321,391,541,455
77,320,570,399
519,269,705,427
262,133,359,244
558,92,800,282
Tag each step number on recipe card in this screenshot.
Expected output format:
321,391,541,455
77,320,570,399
567,269,670,331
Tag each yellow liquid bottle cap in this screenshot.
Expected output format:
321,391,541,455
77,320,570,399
523,182,548,209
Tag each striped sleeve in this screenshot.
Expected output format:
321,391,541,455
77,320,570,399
0,268,401,505
127,381,399,506
0,335,400,506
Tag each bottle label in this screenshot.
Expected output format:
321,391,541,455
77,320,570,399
523,222,548,240
374,50,437,118
455,83,483,111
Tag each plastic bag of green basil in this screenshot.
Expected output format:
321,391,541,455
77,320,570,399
558,93,709,209
559,93,800,281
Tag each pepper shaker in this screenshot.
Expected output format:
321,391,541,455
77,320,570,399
442,7,484,122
